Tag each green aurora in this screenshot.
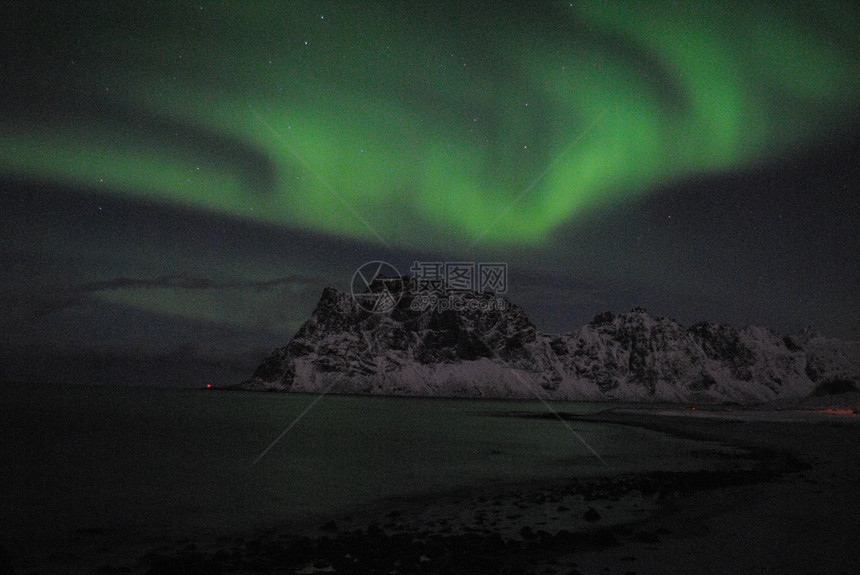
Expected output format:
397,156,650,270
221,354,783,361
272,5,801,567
2,1,858,247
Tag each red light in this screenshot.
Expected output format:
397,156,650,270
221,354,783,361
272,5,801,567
206,384,211,388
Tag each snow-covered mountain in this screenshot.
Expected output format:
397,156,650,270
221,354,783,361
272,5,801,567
234,278,859,403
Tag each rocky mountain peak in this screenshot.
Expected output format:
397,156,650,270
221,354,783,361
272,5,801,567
235,282,858,402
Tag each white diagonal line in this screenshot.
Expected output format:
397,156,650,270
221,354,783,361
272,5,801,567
248,104,390,248
467,109,608,250
471,330,608,466
527,388,608,466
250,381,336,467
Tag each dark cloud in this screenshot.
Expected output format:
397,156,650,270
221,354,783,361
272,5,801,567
81,274,316,293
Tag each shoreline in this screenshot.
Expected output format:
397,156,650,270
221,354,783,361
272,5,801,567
125,408,860,575
10,406,858,574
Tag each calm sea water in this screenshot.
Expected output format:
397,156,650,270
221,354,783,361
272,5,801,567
0,383,729,569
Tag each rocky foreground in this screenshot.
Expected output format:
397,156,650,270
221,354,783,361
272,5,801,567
235,277,859,403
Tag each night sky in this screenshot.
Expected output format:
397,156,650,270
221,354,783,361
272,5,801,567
2,1,858,387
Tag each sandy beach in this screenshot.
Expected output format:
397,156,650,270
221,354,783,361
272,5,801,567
99,406,860,575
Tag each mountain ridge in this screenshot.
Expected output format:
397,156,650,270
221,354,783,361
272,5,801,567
234,279,859,403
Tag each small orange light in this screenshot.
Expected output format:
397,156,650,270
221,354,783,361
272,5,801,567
206,384,212,388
